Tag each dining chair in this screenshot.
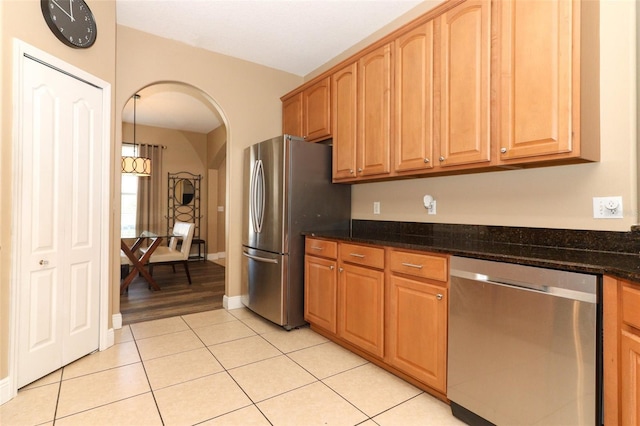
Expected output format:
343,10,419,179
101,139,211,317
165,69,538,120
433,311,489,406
141,221,196,285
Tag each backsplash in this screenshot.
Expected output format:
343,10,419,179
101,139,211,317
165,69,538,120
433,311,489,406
351,220,640,255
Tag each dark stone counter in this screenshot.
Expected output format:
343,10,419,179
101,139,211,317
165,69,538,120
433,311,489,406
304,220,640,282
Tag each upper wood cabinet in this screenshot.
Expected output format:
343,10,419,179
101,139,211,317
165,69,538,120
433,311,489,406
303,77,331,142
358,43,393,178
282,92,303,139
284,0,599,182
495,0,599,164
282,77,331,142
332,43,393,182
394,21,435,173
437,0,491,168
332,62,358,181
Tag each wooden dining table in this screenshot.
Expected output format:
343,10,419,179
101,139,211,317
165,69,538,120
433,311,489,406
120,232,166,294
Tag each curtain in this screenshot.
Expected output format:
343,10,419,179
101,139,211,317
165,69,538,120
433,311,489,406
136,144,164,234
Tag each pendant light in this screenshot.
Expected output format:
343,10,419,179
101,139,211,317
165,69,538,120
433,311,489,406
121,93,152,176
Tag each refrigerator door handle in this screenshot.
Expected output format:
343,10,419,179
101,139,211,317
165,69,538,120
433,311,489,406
242,251,279,264
250,161,257,233
250,159,265,234
253,159,265,234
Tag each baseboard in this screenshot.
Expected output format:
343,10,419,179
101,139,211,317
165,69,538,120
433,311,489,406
0,376,14,406
206,252,226,261
112,313,122,329
223,295,243,310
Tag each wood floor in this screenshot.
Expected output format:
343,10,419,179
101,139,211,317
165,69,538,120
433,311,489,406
120,260,225,325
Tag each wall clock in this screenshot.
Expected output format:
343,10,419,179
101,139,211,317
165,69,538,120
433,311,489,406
41,0,97,48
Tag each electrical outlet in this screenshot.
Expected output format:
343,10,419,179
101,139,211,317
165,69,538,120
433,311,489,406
593,196,623,219
428,200,437,215
373,201,380,215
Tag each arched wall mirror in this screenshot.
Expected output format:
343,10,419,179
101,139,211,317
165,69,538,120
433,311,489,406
175,179,195,205
167,172,202,257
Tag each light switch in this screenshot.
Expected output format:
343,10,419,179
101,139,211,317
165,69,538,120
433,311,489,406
373,201,380,215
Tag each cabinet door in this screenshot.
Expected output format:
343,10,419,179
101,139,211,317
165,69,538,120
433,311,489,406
387,275,447,392
621,329,640,425
497,0,574,161
303,77,331,142
394,21,435,173
332,62,358,181
304,255,338,334
338,263,384,358
358,43,392,178
438,0,490,167
282,92,303,138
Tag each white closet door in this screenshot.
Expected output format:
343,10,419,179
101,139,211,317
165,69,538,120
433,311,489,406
17,56,103,388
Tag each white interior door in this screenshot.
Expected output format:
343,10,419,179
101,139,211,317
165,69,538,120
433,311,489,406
17,56,103,388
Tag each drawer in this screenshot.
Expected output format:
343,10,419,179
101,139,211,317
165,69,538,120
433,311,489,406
305,238,338,259
622,283,640,330
339,243,384,269
389,250,448,282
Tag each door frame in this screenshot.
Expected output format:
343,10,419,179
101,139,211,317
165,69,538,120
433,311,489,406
7,40,112,399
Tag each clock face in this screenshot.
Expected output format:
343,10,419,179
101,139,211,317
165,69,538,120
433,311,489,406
41,0,97,48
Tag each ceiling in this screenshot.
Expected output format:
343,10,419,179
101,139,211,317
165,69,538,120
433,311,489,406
118,0,437,134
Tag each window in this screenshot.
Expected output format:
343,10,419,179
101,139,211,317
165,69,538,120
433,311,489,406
121,145,138,237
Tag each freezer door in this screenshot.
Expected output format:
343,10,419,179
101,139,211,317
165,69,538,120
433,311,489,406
242,136,286,253
241,246,287,326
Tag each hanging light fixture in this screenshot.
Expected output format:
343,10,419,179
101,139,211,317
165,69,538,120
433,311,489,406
121,93,152,176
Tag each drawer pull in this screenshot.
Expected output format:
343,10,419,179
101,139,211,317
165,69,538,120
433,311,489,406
330,265,334,270
401,262,423,269
436,294,443,301
311,246,324,251
349,253,365,258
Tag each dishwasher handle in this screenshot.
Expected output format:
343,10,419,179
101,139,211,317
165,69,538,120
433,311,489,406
450,268,597,304
451,269,548,293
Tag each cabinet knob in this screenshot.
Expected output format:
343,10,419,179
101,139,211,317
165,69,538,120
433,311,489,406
39,259,49,266
330,265,334,270
500,147,507,154
439,156,445,162
339,267,344,272
436,294,443,301
424,158,430,163
349,169,354,174
357,168,363,173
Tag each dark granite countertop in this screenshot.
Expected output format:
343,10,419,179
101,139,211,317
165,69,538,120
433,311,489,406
304,220,640,283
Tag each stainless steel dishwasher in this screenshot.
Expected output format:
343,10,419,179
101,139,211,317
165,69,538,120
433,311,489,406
448,256,601,426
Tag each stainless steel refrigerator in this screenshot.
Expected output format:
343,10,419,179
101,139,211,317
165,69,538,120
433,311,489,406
241,135,351,329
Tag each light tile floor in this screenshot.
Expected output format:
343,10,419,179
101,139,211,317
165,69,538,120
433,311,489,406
1,308,466,426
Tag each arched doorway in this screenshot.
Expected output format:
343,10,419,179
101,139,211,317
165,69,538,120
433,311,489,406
118,82,228,324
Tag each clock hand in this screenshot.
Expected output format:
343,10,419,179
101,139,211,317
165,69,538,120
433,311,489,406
51,0,74,21
69,0,74,21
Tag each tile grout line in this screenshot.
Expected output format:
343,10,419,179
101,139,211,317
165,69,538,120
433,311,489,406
131,327,167,426
181,312,274,425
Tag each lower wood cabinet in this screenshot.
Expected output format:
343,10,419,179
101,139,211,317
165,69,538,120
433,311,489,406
620,329,640,425
338,262,385,358
386,249,448,393
304,255,337,334
304,237,449,397
387,273,447,393
604,276,640,425
304,238,338,333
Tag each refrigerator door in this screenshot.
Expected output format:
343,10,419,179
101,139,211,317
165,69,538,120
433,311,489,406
242,136,287,254
241,246,287,326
